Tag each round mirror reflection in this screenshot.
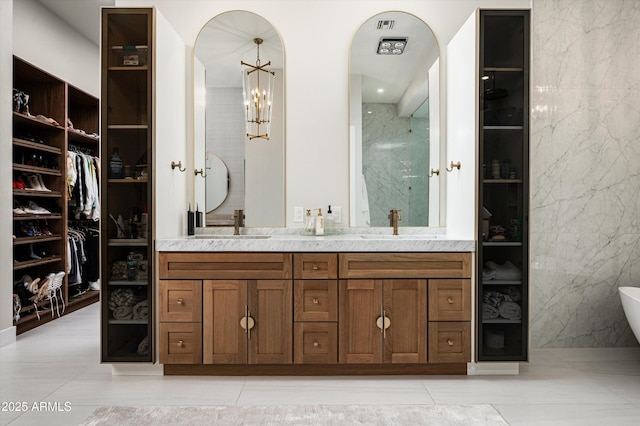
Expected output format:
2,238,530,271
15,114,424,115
204,152,230,212
350,11,440,227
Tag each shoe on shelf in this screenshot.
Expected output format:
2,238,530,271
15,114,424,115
28,201,51,215
28,244,41,260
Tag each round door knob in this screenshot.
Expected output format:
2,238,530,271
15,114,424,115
312,264,319,270
447,297,454,304
447,339,454,346
177,298,184,305
177,340,184,347
313,340,319,347
312,298,319,304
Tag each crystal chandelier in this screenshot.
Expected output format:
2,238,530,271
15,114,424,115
241,38,275,140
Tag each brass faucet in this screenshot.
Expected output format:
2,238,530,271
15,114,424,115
388,209,402,235
233,209,245,235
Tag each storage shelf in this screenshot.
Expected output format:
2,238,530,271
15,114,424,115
13,189,62,198
483,126,524,130
483,179,523,184
107,178,148,184
13,214,62,221
13,112,65,130
483,67,524,72
107,239,148,247
68,129,100,144
108,65,149,72
108,319,149,325
108,280,149,286
13,255,62,270
12,138,62,154
13,164,62,176
483,242,523,247
482,319,522,324
13,234,62,245
482,280,522,285
107,124,148,130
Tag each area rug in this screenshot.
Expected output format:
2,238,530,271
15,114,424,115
80,404,507,425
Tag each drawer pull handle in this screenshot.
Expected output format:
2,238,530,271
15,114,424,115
312,264,319,270
177,298,184,305
447,297,454,304
177,340,184,347
312,298,319,304
447,339,454,346
313,340,319,347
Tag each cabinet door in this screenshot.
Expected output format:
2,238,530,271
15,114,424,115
203,280,247,364
383,279,427,364
248,280,292,364
339,279,383,364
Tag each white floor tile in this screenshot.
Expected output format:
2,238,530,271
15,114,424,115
496,403,640,426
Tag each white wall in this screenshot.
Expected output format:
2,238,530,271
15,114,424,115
116,0,529,227
0,0,15,344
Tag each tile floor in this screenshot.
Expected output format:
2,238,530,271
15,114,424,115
1,303,639,425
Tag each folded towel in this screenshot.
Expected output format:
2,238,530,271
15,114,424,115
505,285,521,301
112,306,133,320
482,268,497,281
482,303,500,319
108,288,140,310
485,260,522,281
499,301,521,320
137,336,149,356
132,300,149,320
484,290,515,307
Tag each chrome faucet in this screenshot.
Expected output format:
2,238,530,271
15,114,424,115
388,209,402,235
233,209,245,235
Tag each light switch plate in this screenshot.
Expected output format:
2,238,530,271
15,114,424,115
294,206,304,222
333,206,342,223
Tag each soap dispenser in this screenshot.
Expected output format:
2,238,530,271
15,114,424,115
325,205,335,235
303,209,315,235
315,208,325,236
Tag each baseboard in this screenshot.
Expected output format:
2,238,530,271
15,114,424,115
111,363,163,376
467,362,520,375
0,325,17,348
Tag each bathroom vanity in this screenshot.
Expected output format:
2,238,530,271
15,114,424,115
156,234,474,375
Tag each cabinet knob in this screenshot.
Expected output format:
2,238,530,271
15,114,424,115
447,339,454,346
177,298,183,305
447,297,454,304
177,340,184,347
240,316,255,331
312,298,319,304
312,264,319,270
313,340,319,347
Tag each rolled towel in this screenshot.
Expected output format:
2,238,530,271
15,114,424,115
482,303,500,319
113,305,133,320
132,300,149,320
499,301,521,320
137,336,149,356
108,288,140,310
505,285,521,301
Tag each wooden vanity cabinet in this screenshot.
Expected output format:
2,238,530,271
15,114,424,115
293,254,338,364
338,253,471,365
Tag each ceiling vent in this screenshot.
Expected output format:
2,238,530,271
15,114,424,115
376,20,395,30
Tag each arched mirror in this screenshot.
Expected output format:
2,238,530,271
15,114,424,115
194,11,285,227
349,12,440,227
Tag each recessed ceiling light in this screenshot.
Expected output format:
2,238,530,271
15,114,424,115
377,37,408,55
377,88,384,93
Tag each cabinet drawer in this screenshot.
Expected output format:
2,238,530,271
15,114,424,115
294,280,338,321
339,253,471,279
294,254,338,279
159,252,292,280
428,279,471,321
159,322,202,364
159,280,202,322
428,322,471,363
294,322,337,364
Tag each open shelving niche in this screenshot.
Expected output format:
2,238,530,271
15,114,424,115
12,57,100,334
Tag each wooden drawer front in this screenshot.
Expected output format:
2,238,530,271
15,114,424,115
294,254,338,279
159,322,202,364
428,279,471,321
159,280,202,322
339,253,471,279
159,252,292,280
428,322,471,363
294,280,338,321
294,322,337,364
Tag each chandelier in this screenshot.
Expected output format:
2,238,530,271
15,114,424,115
241,38,275,140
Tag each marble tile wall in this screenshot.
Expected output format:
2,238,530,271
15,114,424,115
530,0,640,347
362,103,429,226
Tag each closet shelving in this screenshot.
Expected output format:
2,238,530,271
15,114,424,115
12,56,100,334
477,10,530,361
101,8,154,362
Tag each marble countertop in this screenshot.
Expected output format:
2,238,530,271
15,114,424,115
155,228,475,252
